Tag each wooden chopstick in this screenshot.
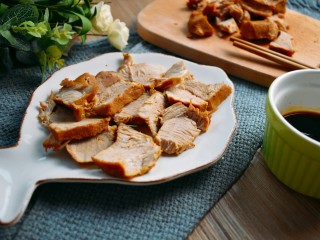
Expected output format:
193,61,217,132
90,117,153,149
230,36,316,70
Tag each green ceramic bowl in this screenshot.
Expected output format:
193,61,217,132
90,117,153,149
263,69,320,198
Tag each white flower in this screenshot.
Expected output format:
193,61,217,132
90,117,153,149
91,2,113,33
107,19,129,50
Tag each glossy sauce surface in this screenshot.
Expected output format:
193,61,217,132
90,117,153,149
283,111,320,142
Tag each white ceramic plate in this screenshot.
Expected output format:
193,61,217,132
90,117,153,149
0,53,237,226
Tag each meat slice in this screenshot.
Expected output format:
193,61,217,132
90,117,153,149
239,0,286,18
53,73,98,121
166,87,208,111
113,92,151,124
216,18,239,34
48,118,110,142
43,133,70,151
155,117,201,154
155,61,193,90
269,30,295,56
93,77,145,116
137,91,166,136
38,92,75,128
240,19,279,40
95,71,123,89
118,53,165,89
66,126,117,163
161,102,211,132
92,124,162,178
181,80,232,111
188,10,214,38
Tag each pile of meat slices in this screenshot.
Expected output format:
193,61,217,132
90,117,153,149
38,53,232,178
187,0,295,56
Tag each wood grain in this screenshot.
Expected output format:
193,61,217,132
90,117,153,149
137,0,320,86
187,149,320,240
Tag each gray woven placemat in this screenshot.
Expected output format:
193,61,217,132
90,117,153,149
0,1,319,239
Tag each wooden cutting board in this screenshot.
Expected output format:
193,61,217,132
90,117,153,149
137,0,320,86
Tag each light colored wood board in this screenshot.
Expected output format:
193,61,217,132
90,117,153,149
187,149,320,240
137,0,320,87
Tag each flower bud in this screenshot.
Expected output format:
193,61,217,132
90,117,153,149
107,19,129,50
91,2,113,33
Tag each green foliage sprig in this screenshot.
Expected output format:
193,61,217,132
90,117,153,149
0,0,99,75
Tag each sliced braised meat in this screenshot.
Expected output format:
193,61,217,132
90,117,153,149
66,126,117,164
181,80,232,111
155,117,201,154
160,102,188,125
93,79,145,116
155,61,192,90
43,133,70,151
166,87,208,111
161,102,211,132
137,91,166,136
48,118,110,142
269,30,295,56
240,19,279,40
118,53,165,89
92,124,162,178
53,73,98,121
95,71,122,89
113,92,151,124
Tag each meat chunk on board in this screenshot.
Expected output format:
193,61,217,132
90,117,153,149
269,30,295,56
92,124,162,178
155,117,201,154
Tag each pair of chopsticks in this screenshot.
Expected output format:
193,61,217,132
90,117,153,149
230,36,316,70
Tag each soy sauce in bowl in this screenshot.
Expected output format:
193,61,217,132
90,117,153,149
283,111,320,142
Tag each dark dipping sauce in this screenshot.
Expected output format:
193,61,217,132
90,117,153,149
283,111,320,143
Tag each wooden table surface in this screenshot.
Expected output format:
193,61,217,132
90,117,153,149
108,1,320,239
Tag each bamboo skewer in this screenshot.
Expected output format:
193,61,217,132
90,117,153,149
230,36,317,70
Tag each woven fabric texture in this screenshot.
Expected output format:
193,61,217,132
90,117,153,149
0,1,318,239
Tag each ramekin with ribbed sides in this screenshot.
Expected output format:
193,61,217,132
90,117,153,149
263,69,320,198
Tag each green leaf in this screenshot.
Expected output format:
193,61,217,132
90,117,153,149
63,10,91,36
0,4,38,26
0,4,9,17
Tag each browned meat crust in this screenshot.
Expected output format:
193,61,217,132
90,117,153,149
92,124,162,178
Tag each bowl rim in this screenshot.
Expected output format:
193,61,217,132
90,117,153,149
268,69,320,148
